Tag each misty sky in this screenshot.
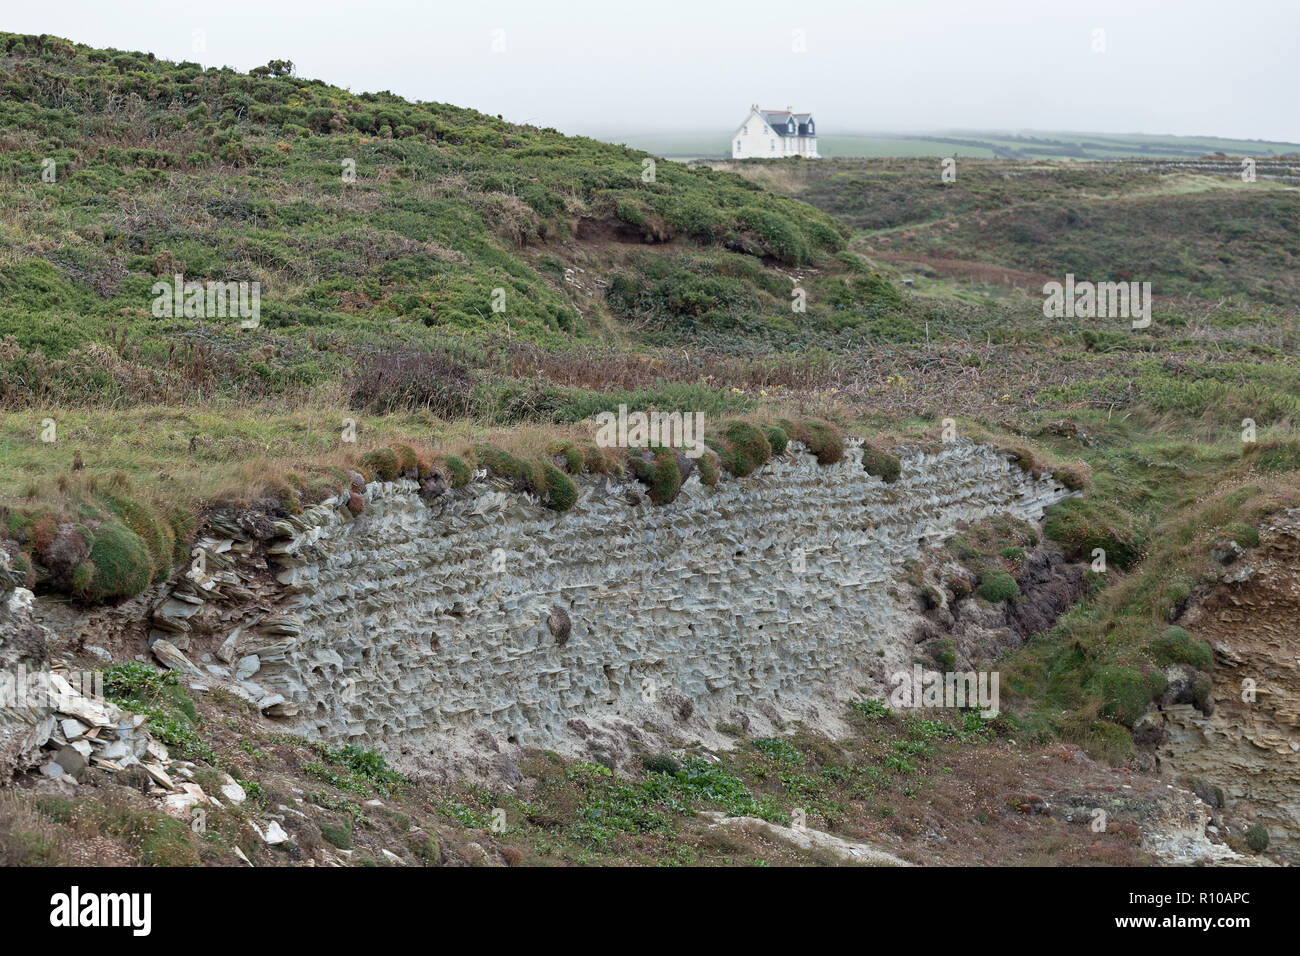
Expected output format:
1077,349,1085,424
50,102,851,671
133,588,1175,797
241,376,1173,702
10,0,1298,143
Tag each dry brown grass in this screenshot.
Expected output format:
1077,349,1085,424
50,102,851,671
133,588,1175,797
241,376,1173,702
0,790,71,866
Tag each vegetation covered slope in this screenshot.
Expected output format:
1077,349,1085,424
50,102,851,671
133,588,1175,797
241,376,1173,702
0,32,855,372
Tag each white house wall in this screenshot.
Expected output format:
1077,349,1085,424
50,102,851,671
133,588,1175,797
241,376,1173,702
731,110,819,158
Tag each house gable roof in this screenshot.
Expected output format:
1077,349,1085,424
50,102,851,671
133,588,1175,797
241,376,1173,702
757,109,815,138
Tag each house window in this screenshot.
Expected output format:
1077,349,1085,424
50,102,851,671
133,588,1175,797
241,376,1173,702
743,125,748,134
735,141,742,153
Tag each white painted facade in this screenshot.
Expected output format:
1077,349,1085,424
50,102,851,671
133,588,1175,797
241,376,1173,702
731,105,819,159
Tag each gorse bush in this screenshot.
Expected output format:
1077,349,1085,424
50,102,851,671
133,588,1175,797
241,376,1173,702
978,570,1020,603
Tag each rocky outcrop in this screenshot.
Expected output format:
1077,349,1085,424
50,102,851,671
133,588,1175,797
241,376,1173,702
907,540,1087,673
1,585,197,807
137,439,1070,767
0,584,52,778
1152,509,1300,863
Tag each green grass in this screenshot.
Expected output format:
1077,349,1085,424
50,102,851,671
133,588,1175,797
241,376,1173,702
103,661,213,763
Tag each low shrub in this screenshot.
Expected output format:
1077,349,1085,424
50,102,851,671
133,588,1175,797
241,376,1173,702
1223,521,1259,548
347,348,472,417
641,753,681,776
1246,823,1270,853
978,570,1020,603
320,819,353,849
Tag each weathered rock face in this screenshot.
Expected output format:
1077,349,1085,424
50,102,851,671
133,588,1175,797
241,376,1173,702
0,586,53,777
248,440,1070,758
1154,510,1300,863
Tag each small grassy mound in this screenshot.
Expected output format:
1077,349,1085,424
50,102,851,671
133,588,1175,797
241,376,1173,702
1,474,191,605
1090,665,1166,727
1243,438,1300,474
628,448,683,505
760,424,789,457
547,440,585,474
1052,464,1090,491
84,520,152,603
359,447,400,482
861,443,901,483
471,443,576,512
707,421,774,478
696,449,720,487
542,463,579,512
776,417,845,465
441,455,472,488
1002,446,1038,473
1145,626,1213,669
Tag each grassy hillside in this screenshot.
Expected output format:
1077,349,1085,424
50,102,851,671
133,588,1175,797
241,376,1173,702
710,157,1300,302
0,31,856,362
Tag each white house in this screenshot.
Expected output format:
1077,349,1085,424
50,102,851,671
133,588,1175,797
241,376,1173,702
731,105,819,159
